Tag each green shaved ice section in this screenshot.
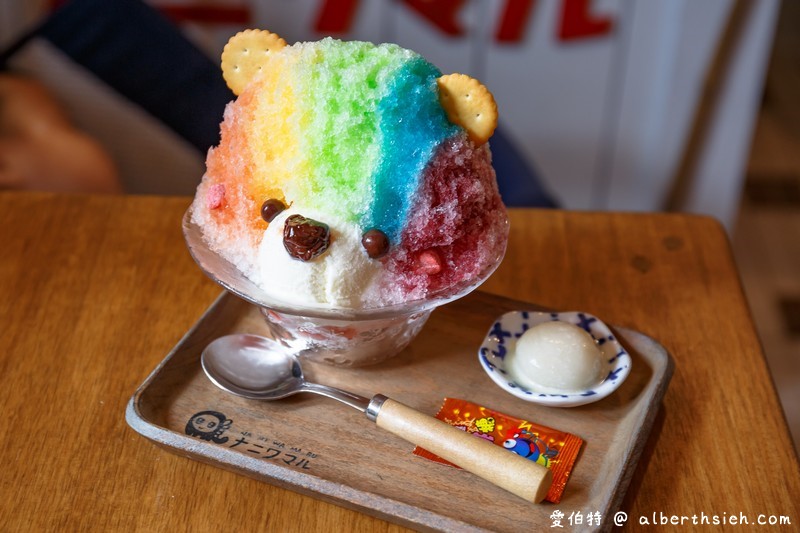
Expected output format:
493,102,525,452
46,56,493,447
293,39,413,221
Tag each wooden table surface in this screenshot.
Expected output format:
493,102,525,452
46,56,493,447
1,191,798,531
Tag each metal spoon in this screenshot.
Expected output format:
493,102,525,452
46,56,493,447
201,334,553,503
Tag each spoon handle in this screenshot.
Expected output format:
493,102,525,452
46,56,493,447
370,395,552,503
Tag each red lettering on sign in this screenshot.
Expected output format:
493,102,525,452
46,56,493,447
559,0,614,41
403,0,466,36
315,0,361,33
313,0,613,42
496,0,536,42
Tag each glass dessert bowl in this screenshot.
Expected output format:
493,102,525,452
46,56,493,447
183,207,507,366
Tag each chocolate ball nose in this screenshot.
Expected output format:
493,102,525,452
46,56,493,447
283,214,330,261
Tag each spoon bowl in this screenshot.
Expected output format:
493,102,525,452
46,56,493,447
202,334,304,400
202,334,372,411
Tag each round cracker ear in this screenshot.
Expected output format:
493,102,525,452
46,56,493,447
221,29,288,95
437,73,498,146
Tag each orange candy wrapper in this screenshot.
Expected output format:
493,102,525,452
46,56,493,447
413,398,583,503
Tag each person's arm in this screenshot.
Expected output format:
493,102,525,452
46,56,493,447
0,74,121,194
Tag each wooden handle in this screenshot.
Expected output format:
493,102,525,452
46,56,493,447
374,398,552,503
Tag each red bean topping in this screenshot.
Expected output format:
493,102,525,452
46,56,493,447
361,228,390,259
261,198,286,223
283,214,330,261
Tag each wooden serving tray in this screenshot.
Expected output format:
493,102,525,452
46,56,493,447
126,291,673,532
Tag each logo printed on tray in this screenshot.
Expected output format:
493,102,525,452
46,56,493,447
185,410,233,443
185,410,318,470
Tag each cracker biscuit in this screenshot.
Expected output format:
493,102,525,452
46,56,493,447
221,29,287,95
437,73,498,145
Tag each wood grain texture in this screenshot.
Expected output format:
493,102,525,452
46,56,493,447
1,191,799,531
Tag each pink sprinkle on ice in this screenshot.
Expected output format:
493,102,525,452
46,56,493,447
206,183,226,210
416,250,442,274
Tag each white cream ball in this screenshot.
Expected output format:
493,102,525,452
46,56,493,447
509,321,602,392
257,207,382,308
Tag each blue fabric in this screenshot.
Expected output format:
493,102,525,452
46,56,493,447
491,124,558,208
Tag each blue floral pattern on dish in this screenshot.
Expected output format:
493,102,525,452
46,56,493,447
478,311,632,407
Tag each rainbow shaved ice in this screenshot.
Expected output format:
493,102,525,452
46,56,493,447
191,36,508,309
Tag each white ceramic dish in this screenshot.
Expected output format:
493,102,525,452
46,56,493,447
478,311,632,407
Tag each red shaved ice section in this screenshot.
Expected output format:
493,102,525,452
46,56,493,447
380,134,508,303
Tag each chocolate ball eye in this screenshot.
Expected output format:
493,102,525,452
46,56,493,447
283,214,330,261
261,198,286,222
361,229,389,259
